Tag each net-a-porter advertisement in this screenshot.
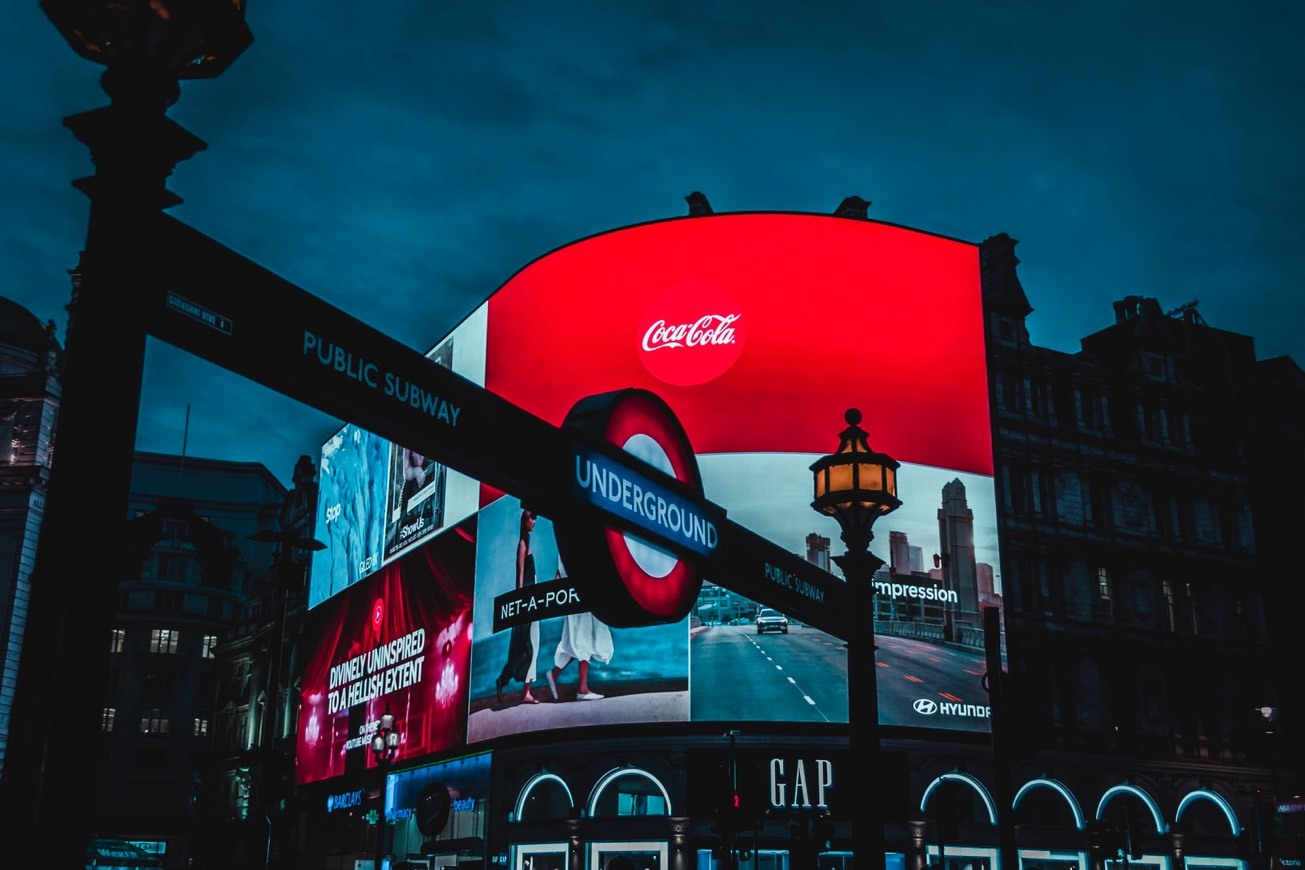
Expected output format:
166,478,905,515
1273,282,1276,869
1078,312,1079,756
301,211,1004,781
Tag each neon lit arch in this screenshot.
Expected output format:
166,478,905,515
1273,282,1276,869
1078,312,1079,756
1175,789,1241,836
920,771,998,825
514,772,575,821
1096,784,1166,834
1013,777,1087,830
587,766,673,818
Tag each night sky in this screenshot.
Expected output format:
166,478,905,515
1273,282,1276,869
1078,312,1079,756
2,2,1303,487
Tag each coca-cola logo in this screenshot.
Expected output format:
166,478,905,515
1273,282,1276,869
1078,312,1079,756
642,314,740,352
638,282,746,386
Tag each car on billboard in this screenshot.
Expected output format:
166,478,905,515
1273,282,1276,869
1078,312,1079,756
756,608,789,634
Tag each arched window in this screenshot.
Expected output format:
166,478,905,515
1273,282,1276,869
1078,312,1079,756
588,768,671,818
515,773,575,823
1174,789,1240,838
1014,778,1086,830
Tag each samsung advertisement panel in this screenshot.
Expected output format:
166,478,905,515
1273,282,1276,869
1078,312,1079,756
301,212,1003,781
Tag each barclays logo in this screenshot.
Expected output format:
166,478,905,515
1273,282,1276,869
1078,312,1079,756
326,789,364,813
913,699,939,715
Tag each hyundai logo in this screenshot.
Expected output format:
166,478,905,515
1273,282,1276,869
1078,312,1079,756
913,699,939,715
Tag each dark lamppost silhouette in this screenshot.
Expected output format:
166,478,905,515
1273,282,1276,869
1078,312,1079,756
810,409,901,870
371,709,400,870
0,1,252,863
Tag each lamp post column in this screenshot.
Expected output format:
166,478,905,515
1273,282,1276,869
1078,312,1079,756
810,409,900,870
371,711,399,870
0,67,203,864
836,546,887,870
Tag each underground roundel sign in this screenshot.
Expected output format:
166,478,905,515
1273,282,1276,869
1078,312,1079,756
557,388,717,627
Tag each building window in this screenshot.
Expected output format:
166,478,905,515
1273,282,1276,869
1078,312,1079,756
140,708,169,735
150,628,180,654
1097,568,1114,622
1185,582,1201,634
1075,388,1100,431
143,669,174,699
1167,499,1185,540
1136,401,1154,440
996,372,1022,414
102,707,115,733
161,518,189,542
1142,352,1168,381
194,718,209,738
1024,377,1044,417
109,628,125,653
1163,579,1177,632
202,634,219,659
1002,464,1043,516
156,554,189,581
156,590,182,612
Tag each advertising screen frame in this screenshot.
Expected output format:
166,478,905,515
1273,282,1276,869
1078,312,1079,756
292,210,1005,778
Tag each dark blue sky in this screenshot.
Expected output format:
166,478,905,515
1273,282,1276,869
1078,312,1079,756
3,2,1303,486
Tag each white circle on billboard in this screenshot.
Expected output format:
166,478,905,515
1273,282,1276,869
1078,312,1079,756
620,432,677,579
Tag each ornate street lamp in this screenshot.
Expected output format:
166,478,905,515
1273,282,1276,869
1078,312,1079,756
372,710,400,764
372,710,400,870
0,2,253,863
810,409,900,870
44,0,252,73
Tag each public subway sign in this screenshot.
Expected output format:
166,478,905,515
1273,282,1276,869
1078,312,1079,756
151,217,857,634
151,217,861,636
149,218,726,583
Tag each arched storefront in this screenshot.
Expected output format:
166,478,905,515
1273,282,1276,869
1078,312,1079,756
311,726,1270,870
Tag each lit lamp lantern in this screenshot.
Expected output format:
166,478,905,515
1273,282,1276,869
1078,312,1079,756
372,711,400,764
810,408,901,553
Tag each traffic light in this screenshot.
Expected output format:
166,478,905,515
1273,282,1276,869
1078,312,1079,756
712,788,742,837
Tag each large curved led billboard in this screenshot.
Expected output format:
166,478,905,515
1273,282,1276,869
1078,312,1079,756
302,211,1002,784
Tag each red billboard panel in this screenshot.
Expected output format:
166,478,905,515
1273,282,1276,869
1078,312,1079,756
484,213,990,476
297,517,476,785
